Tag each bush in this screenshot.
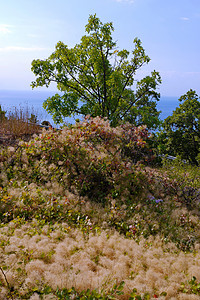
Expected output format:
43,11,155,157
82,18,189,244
0,117,153,204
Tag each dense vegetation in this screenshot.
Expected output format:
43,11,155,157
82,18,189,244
0,12,200,300
0,114,200,299
31,14,200,166
157,89,200,166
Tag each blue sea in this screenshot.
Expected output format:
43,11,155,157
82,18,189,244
0,89,180,126
0,90,73,127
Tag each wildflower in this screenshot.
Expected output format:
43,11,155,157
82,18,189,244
148,195,155,201
155,199,163,203
147,195,163,203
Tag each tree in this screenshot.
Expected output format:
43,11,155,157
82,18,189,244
159,89,200,165
31,14,161,128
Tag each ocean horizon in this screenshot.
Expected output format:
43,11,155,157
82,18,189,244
0,89,180,126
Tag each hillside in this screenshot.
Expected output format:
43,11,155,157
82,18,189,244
0,117,200,299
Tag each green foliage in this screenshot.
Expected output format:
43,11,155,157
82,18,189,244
161,158,200,208
28,113,39,124
179,276,200,295
56,281,125,299
3,281,156,300
55,282,166,300
0,105,6,121
129,287,162,299
158,89,200,165
31,14,161,129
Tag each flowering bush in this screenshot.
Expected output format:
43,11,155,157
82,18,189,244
1,117,200,250
0,117,152,205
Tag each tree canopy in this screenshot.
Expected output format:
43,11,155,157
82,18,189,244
159,89,200,165
31,14,161,128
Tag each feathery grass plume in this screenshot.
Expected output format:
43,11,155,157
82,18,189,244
0,116,200,298
0,224,200,298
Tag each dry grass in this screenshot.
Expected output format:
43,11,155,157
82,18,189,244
0,106,41,146
0,222,200,299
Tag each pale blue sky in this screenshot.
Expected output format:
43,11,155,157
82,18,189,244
0,0,200,97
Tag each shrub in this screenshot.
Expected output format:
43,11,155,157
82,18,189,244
0,117,152,204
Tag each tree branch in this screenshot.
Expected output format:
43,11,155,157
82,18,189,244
115,87,149,121
58,48,101,102
111,61,146,116
94,31,109,117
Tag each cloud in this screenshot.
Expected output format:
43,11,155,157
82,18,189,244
180,17,190,21
0,46,48,52
0,24,12,34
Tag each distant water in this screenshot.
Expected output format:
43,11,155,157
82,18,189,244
0,90,75,127
0,90,179,126
157,96,179,120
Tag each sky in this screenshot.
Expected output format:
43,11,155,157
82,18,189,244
0,0,200,97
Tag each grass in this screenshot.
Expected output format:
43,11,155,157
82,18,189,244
0,108,200,299
0,105,42,147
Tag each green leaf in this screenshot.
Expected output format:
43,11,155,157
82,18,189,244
31,14,161,129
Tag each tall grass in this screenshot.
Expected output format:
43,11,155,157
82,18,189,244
0,105,42,144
